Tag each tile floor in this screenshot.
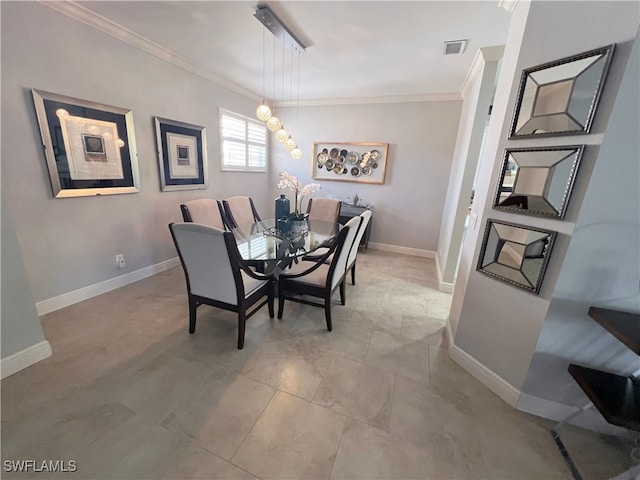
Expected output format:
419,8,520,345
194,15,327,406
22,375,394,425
1,251,630,479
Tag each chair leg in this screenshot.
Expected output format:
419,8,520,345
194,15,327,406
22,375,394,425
324,295,333,331
188,297,197,333
351,262,356,285
340,280,346,306
237,312,246,350
268,287,275,319
277,283,285,319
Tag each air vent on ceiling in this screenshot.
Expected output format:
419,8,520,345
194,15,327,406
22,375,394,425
444,40,468,55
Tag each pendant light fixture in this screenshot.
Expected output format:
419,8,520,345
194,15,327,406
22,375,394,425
256,28,272,122
254,5,306,159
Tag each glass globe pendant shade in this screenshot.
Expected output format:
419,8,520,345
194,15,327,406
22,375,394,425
266,116,281,132
256,103,272,122
291,148,303,159
276,128,289,142
284,137,296,151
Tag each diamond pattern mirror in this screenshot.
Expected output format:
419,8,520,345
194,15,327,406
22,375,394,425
509,44,615,138
477,220,556,294
494,146,584,219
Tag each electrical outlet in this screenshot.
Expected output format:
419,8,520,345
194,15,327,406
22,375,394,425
115,254,126,269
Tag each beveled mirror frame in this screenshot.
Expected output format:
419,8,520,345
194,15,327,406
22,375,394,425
493,145,584,219
477,219,557,294
509,44,615,139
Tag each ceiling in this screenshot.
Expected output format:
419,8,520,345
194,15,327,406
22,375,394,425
73,1,512,103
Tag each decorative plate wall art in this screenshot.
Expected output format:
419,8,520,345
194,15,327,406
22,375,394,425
312,142,388,184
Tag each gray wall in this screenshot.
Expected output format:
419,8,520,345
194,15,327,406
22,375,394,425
1,199,47,359
1,2,271,304
269,101,462,251
520,26,640,407
449,0,639,393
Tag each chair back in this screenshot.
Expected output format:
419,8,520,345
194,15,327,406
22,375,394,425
347,210,372,268
329,215,361,289
181,199,226,230
307,198,341,223
169,222,241,305
223,196,261,228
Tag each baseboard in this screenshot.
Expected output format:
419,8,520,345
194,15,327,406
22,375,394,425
517,392,630,436
435,255,455,293
368,242,435,259
445,317,455,347
448,342,521,407
36,257,181,316
1,340,52,379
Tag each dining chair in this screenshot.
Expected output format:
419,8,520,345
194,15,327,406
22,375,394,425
222,196,262,228
180,199,228,230
169,222,274,349
306,198,341,223
345,209,372,285
277,215,361,331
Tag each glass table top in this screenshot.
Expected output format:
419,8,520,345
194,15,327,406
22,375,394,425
231,218,342,263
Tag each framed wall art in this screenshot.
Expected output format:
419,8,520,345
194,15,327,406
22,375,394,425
32,89,140,198
154,117,207,191
312,142,388,184
494,145,584,219
477,219,557,294
509,44,615,139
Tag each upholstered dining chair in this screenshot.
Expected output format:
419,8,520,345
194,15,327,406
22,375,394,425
222,196,262,228
277,215,361,331
169,222,274,349
345,209,372,285
180,199,227,230
306,198,341,224
304,210,371,286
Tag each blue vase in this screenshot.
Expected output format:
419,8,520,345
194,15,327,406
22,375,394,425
275,194,290,220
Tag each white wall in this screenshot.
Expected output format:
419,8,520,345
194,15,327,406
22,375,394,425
437,46,503,286
1,2,270,306
269,100,462,251
449,0,639,396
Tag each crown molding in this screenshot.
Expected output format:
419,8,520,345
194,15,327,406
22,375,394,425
275,92,461,107
499,0,520,13
39,1,261,102
459,45,505,98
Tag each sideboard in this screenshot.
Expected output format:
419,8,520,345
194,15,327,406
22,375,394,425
339,203,372,250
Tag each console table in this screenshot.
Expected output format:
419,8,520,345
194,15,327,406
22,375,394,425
552,306,640,480
339,203,372,250
568,307,640,432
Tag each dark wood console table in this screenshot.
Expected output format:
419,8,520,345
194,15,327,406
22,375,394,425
568,307,640,432
339,203,372,250
552,306,640,480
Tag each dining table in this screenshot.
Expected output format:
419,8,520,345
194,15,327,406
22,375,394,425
230,217,343,278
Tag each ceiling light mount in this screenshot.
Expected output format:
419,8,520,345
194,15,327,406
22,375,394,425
254,5,306,53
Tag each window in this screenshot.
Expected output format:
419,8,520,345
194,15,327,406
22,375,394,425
220,109,267,172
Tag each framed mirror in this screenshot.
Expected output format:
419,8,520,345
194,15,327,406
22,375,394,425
509,44,615,138
477,220,556,294
494,145,584,219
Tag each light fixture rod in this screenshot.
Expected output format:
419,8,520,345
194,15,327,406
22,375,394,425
254,5,306,53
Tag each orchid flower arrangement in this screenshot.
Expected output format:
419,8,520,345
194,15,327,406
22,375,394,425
278,172,321,218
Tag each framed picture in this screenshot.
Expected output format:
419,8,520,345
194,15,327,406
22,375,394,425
32,89,140,198
493,145,584,219
509,44,615,139
154,117,208,191
312,142,388,184
477,219,557,294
